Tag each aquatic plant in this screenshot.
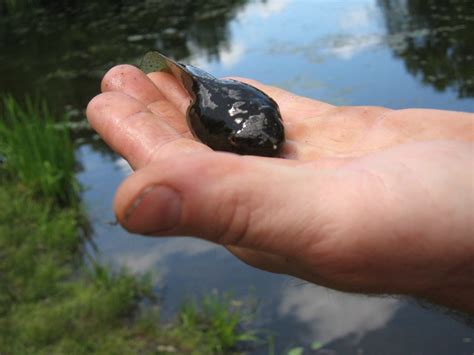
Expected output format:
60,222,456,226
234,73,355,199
0,185,153,353
0,181,259,354
0,95,79,206
178,292,257,353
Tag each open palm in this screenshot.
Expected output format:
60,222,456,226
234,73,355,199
87,64,474,312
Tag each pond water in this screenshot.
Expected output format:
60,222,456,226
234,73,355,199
1,0,474,353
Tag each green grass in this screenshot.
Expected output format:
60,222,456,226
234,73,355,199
0,95,79,206
176,293,257,353
0,96,257,354
0,187,256,353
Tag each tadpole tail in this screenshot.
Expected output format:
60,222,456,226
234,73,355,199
140,51,195,99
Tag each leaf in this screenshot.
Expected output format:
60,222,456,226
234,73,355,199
311,341,323,350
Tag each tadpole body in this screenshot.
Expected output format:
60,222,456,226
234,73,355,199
141,51,285,157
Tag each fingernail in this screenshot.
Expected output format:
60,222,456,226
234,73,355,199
123,185,181,234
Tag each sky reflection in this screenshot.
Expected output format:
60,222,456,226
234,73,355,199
279,285,400,346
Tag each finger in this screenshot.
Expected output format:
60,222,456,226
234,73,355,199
145,71,193,132
86,91,209,169
101,65,190,132
114,151,335,258
101,64,165,104
147,71,192,115
146,99,190,134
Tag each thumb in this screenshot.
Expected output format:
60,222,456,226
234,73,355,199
114,152,337,257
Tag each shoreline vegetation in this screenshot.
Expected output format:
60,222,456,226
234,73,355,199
0,96,257,354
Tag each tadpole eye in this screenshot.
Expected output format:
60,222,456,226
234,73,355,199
228,134,239,147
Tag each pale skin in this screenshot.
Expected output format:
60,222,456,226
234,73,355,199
87,64,474,314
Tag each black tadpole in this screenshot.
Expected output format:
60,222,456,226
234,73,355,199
140,51,285,157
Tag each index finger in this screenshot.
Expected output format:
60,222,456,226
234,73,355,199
86,91,210,170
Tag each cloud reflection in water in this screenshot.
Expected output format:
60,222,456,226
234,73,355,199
279,285,401,346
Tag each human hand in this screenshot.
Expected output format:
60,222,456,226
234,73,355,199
87,65,474,313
